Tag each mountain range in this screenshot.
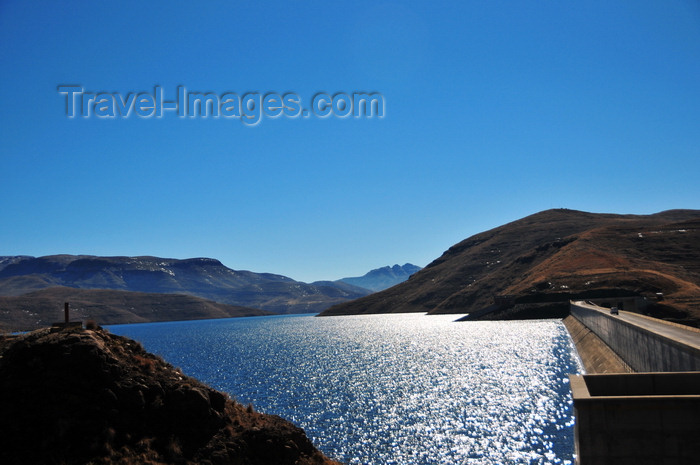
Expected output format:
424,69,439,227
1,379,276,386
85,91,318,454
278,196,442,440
0,256,424,331
319,209,700,324
4,208,699,330
0,256,372,328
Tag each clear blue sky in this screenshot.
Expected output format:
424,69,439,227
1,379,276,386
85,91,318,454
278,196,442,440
1,1,699,283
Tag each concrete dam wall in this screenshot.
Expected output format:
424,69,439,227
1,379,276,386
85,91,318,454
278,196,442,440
568,301,700,464
569,301,700,372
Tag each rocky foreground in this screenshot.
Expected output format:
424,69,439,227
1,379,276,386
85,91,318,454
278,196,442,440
0,327,341,465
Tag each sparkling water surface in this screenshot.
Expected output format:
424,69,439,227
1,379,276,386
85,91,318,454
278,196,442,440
108,313,581,465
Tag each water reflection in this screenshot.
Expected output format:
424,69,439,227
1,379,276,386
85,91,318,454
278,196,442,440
110,313,581,464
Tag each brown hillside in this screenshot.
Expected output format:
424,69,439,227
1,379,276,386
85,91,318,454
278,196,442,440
0,326,341,465
0,287,270,332
319,209,700,322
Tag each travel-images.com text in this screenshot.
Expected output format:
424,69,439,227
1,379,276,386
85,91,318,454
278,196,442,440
58,86,385,126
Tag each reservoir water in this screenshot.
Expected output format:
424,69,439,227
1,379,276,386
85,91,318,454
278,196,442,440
108,313,581,464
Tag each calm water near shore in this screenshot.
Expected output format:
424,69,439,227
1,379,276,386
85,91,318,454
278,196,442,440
109,313,581,465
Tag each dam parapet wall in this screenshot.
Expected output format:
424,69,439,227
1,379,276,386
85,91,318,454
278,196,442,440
570,372,700,465
569,301,700,372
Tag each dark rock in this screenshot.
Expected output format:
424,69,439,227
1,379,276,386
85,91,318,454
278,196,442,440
0,327,341,465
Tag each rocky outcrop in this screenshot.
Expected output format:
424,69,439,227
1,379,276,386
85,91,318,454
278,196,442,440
0,327,341,465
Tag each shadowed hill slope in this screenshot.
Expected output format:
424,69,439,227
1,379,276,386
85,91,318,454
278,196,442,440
319,209,700,321
0,287,270,332
0,327,341,465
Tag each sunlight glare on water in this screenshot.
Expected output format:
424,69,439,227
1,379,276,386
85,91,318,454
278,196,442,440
109,313,581,465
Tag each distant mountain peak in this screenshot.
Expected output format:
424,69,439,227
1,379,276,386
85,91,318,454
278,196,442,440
339,263,422,292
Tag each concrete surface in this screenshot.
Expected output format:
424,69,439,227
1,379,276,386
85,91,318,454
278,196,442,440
570,372,700,465
562,315,632,374
570,301,700,372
